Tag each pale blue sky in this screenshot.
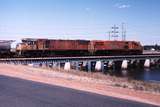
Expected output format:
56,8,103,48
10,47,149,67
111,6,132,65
0,0,160,45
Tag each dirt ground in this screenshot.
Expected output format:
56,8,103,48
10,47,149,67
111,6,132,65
0,64,160,106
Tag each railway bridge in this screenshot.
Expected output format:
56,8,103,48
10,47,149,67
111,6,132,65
0,54,160,72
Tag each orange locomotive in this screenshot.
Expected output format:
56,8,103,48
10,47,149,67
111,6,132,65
16,38,143,57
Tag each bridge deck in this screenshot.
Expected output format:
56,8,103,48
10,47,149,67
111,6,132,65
0,54,160,62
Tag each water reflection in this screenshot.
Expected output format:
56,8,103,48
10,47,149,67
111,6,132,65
121,69,128,77
142,68,151,81
30,62,160,82
144,68,150,72
106,67,160,82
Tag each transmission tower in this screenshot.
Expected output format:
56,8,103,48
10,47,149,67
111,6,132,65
121,23,126,41
108,31,111,40
111,25,119,40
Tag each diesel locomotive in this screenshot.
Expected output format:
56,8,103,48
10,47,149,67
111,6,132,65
15,38,143,57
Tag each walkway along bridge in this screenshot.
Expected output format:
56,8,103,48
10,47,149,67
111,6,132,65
0,54,160,72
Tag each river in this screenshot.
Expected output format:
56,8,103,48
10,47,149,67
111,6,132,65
107,67,160,82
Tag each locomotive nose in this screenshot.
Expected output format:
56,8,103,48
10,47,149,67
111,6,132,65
10,39,22,52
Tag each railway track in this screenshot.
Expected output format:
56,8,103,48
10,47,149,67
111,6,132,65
0,54,160,72
0,54,160,62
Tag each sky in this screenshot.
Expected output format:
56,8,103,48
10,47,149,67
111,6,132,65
0,0,160,45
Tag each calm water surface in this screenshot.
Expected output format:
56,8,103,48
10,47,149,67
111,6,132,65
108,67,160,82
33,62,160,82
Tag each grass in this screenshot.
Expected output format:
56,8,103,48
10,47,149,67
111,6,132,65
33,65,160,94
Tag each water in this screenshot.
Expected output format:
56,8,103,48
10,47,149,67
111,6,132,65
107,67,160,82
30,62,160,82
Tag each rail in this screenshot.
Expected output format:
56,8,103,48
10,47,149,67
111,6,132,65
0,54,160,62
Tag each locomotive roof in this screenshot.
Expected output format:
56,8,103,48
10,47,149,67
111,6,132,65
21,38,140,43
92,40,139,42
22,38,38,41
22,38,90,41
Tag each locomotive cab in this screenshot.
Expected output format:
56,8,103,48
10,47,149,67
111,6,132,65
16,38,38,56
16,38,37,51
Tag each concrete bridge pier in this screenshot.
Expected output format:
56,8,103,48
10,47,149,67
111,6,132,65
150,59,155,65
128,59,136,68
130,59,136,65
82,61,87,67
94,61,105,72
109,61,116,71
155,59,160,67
121,60,128,69
103,62,108,73
150,59,158,67
52,62,57,68
108,60,113,68
41,62,46,68
95,61,102,71
64,62,71,71
81,61,87,71
144,59,150,68
72,61,79,71
107,60,116,71
43,61,47,67
101,61,105,73
134,60,140,67
112,62,116,71
48,62,53,68
70,61,79,71
55,62,61,69
87,61,92,72
78,62,83,71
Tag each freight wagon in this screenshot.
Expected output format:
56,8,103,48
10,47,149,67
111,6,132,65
15,38,143,57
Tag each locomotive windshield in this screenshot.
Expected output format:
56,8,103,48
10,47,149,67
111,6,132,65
22,38,37,45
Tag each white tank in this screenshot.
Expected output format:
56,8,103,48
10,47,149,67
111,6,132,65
0,41,11,50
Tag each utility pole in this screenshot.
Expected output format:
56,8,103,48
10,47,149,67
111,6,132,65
108,31,111,40
121,23,126,41
111,25,119,40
